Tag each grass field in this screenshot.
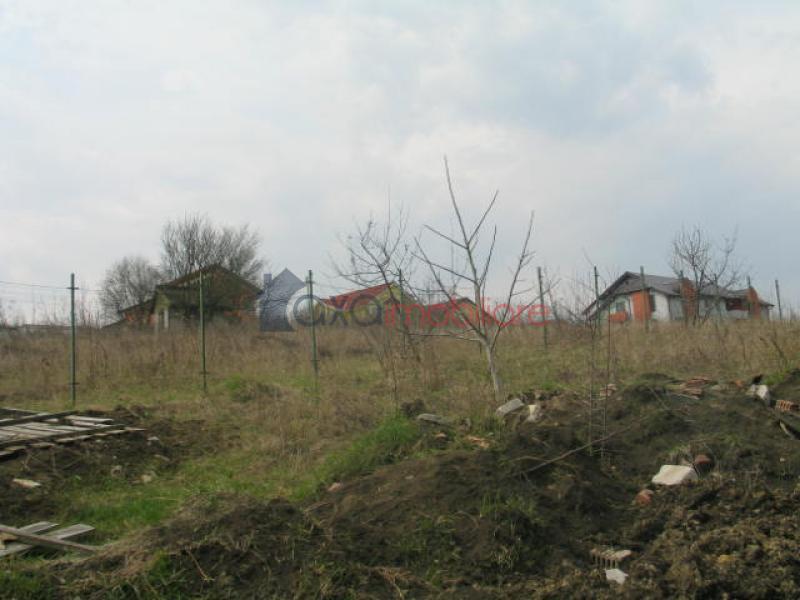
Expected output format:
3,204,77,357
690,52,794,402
1,318,799,597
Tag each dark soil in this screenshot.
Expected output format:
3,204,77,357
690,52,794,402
0,405,215,528
13,374,800,598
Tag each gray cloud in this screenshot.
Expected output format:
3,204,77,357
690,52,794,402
0,1,798,317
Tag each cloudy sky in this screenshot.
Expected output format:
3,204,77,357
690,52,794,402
1,1,798,317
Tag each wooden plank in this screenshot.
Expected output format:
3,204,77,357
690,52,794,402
19,422,91,433
0,411,77,427
0,446,25,459
0,425,74,439
0,524,93,558
64,416,113,424
0,524,97,555
0,423,124,449
0,426,58,440
10,522,58,534
67,422,113,430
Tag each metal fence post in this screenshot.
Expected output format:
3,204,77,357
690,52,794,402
537,266,548,351
639,266,649,331
307,270,319,386
775,278,783,321
69,273,77,407
199,269,208,394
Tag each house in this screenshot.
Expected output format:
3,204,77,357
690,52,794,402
258,268,305,332
321,282,407,327
415,297,500,330
585,271,773,323
117,265,261,330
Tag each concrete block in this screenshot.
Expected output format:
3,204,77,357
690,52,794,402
748,384,771,405
605,568,628,585
495,397,524,417
652,464,698,486
416,413,454,427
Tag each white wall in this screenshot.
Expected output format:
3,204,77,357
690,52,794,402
668,297,684,320
651,292,671,321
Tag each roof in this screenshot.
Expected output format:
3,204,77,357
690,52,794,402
118,264,260,315
322,283,396,310
423,297,499,324
163,264,260,293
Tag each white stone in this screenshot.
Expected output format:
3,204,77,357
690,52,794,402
11,478,41,489
748,384,771,403
605,568,628,585
523,403,543,424
652,464,698,486
495,397,524,417
416,413,454,427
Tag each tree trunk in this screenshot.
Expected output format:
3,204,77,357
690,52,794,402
483,342,502,402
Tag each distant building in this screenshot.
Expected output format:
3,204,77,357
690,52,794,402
258,269,305,332
114,264,261,330
585,271,773,323
320,282,404,326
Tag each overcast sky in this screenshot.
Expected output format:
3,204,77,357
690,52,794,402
1,1,798,317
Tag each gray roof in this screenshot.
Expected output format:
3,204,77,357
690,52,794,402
611,272,682,297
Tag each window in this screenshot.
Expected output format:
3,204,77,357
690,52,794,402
615,301,625,313
648,293,656,313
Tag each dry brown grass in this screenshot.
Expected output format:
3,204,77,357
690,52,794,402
2,318,799,413
1,318,798,501
0,316,799,589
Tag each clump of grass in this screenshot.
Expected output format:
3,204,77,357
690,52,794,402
221,374,282,403
0,567,54,600
293,414,422,500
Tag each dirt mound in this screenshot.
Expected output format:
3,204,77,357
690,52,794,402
51,430,634,598
58,494,434,599
20,376,800,597
623,481,800,598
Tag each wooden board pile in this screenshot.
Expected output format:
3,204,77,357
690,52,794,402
0,407,142,460
0,522,97,558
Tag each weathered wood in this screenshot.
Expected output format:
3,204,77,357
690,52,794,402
0,524,98,554
0,524,93,558
0,426,59,439
65,416,113,424
0,411,77,427
0,446,25,459
0,523,94,558
19,422,90,433
8,522,58,535
0,423,124,449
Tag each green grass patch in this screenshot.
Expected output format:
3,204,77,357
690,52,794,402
0,567,54,600
292,414,422,500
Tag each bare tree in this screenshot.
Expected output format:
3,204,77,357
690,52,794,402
669,225,742,322
335,202,415,295
161,212,264,284
334,202,422,368
100,256,163,318
415,158,535,401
